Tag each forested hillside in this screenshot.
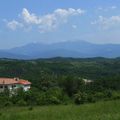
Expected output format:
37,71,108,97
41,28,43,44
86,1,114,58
0,57,120,106
0,57,120,80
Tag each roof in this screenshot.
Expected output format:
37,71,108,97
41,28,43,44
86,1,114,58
0,78,31,85
18,80,31,85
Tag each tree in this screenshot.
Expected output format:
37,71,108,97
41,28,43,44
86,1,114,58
74,91,87,104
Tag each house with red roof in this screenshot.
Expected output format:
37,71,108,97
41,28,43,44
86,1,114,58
0,77,31,92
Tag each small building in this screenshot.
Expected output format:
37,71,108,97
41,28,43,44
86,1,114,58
83,79,93,84
0,77,31,92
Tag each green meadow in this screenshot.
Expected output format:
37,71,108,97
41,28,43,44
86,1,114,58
0,100,120,120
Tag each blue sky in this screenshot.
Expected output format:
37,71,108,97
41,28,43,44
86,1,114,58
0,0,120,49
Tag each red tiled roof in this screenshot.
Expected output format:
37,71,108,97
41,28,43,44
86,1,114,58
0,78,31,85
18,80,31,85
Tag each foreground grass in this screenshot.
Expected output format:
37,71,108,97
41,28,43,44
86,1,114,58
0,100,120,120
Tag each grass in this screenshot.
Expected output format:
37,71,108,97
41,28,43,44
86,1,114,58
0,100,120,120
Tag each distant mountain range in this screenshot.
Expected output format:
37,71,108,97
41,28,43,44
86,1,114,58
1,40,120,59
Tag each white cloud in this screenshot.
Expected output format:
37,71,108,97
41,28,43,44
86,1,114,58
7,20,23,30
91,15,120,29
72,25,77,29
111,6,117,9
98,7,103,11
97,6,117,12
22,8,42,24
6,8,85,32
54,8,85,17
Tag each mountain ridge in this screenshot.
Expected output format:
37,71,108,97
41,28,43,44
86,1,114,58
1,40,120,59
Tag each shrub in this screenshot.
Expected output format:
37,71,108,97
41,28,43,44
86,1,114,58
28,106,33,111
94,92,105,100
4,101,12,107
87,95,96,103
16,99,27,106
74,91,87,105
104,90,113,98
45,87,64,105
112,91,120,100
49,96,61,104
62,94,71,105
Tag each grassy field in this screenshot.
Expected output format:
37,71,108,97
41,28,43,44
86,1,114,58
0,100,120,120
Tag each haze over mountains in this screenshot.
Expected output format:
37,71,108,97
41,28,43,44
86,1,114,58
0,40,120,59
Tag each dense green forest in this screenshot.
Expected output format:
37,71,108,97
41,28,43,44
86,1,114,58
0,57,120,106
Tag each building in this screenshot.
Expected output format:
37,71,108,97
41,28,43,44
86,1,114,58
83,79,93,84
0,77,31,92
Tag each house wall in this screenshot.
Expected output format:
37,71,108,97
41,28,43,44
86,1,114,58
23,85,31,91
0,84,31,92
0,84,13,92
0,85,4,92
16,84,31,91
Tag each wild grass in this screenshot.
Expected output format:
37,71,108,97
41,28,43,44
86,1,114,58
0,100,120,120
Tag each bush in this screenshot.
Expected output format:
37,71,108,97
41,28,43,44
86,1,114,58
4,101,12,107
104,90,113,98
87,95,96,103
28,106,33,111
45,87,64,105
94,92,105,100
36,92,47,105
112,91,120,100
62,94,71,105
16,99,27,106
74,91,87,105
49,96,61,104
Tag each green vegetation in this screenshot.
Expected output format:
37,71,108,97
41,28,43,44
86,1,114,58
0,100,120,120
0,57,120,119
0,57,120,106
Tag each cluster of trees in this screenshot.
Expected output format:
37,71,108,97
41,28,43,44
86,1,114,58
0,87,69,107
0,57,120,106
0,75,120,107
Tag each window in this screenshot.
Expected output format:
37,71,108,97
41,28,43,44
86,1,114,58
0,86,3,89
4,86,8,89
12,85,16,88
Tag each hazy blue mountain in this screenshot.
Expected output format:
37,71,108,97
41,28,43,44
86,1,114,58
1,40,120,59
0,50,29,59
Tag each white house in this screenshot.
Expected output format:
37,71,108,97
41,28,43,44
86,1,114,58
83,79,93,84
0,77,31,92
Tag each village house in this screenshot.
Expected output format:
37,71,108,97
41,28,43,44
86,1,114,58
0,77,31,92
83,79,93,84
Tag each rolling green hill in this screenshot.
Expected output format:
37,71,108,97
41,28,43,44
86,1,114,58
0,57,120,86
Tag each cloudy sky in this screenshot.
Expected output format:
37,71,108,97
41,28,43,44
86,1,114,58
0,0,120,49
